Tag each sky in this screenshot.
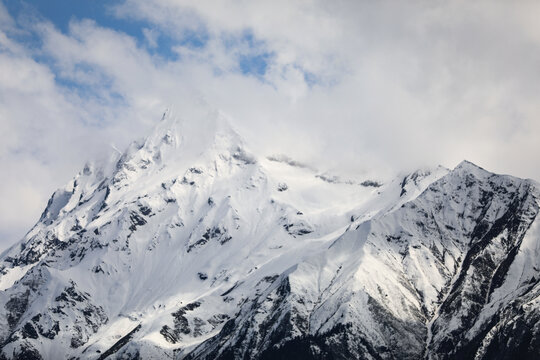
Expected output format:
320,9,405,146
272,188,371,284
1,0,540,251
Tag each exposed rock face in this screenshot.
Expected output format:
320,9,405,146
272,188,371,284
0,108,538,359
184,162,540,360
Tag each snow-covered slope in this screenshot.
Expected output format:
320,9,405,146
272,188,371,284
0,108,538,360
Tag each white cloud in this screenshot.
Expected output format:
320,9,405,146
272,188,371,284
0,2,14,31
142,27,159,48
1,1,540,250
109,1,540,174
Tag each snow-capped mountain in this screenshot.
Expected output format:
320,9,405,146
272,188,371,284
0,107,538,360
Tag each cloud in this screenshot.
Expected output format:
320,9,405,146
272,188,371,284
1,1,540,250
142,27,159,48
0,13,158,250
108,0,540,175
0,2,14,30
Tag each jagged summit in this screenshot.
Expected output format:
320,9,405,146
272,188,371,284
452,159,492,178
108,106,250,183
0,106,538,360
150,106,245,154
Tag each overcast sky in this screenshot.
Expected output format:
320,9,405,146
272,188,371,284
1,0,540,251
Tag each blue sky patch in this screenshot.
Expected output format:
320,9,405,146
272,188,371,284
3,1,288,84
239,52,272,76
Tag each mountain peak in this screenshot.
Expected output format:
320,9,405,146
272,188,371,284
453,159,491,178
1,105,538,359
104,106,250,186
145,105,244,153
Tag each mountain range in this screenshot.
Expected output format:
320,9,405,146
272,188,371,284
0,107,538,359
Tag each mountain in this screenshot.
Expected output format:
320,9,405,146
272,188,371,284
0,108,538,360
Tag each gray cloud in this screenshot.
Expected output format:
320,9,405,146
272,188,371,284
1,1,540,251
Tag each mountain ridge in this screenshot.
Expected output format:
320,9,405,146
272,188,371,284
0,109,538,359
